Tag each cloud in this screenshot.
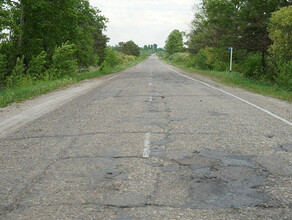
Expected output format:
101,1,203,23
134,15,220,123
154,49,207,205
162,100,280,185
89,0,201,47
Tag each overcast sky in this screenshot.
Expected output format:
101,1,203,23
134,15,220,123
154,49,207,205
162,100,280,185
89,0,201,48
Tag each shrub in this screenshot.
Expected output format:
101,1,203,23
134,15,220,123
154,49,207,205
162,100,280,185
124,55,136,63
103,46,118,67
116,52,125,64
204,47,229,71
6,56,27,87
242,53,263,79
49,42,78,79
276,60,292,90
100,47,120,71
120,41,140,57
194,49,209,70
27,51,47,81
212,60,228,71
169,53,191,64
0,54,7,80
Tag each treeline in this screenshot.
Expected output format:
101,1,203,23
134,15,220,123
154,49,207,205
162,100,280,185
143,44,157,51
0,0,108,88
164,1,292,91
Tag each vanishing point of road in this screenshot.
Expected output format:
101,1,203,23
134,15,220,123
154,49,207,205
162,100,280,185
1,55,292,219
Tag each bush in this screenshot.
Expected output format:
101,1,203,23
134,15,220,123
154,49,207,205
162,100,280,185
27,51,47,81
6,56,27,87
100,47,118,70
103,46,118,67
212,60,228,71
242,53,263,79
120,41,140,57
194,49,209,70
204,47,229,71
48,42,78,79
124,55,136,63
169,53,191,63
0,54,7,80
156,51,167,59
276,60,292,90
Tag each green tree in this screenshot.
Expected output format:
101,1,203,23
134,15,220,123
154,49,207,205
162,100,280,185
188,0,281,71
165,29,183,55
49,42,77,79
120,41,140,57
6,55,25,87
100,46,118,71
0,0,108,83
239,0,279,69
0,54,7,80
269,6,292,61
0,1,11,41
27,51,47,80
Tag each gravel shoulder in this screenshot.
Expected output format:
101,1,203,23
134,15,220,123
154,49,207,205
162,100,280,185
0,73,120,139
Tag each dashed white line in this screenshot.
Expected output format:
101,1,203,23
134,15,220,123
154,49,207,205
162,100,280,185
161,62,292,127
143,132,151,158
149,82,152,86
149,96,153,102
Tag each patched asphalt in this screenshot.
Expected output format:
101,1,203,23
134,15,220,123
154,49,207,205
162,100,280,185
0,55,292,219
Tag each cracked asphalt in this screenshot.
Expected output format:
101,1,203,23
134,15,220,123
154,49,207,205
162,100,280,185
0,55,292,219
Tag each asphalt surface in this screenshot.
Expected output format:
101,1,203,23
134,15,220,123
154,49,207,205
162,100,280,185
0,55,292,219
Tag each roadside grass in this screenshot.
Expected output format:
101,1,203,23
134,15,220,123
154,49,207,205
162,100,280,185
0,57,148,108
162,58,292,102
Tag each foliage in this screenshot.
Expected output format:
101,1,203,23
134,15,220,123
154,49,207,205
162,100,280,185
160,56,292,102
193,49,209,70
0,0,108,88
27,51,47,81
241,53,263,79
276,60,292,90
269,6,292,61
169,53,190,63
143,44,158,51
100,46,118,70
0,50,151,107
119,41,140,57
0,54,7,80
165,30,183,55
6,56,26,87
48,42,78,79
0,1,11,41
182,0,291,89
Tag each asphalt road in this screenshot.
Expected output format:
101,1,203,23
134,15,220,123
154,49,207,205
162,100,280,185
1,55,292,219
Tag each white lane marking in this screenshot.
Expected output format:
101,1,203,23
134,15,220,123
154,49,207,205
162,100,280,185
149,82,152,86
149,96,153,102
143,132,151,158
161,62,292,127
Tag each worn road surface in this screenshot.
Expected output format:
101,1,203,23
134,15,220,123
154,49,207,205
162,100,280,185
1,55,292,219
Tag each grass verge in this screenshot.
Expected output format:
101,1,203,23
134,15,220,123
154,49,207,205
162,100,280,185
162,58,292,102
0,57,148,108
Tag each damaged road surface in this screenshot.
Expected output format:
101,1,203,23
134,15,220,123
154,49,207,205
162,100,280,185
1,55,292,219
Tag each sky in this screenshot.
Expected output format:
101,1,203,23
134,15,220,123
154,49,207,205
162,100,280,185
89,0,202,48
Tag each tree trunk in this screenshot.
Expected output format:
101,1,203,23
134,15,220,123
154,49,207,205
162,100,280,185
18,2,25,49
261,51,265,72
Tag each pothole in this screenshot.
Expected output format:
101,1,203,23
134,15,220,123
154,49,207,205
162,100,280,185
179,150,271,208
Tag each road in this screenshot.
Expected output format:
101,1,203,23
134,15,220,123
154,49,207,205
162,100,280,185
0,55,292,219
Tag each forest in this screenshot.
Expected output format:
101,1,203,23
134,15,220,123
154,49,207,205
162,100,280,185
164,0,292,93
